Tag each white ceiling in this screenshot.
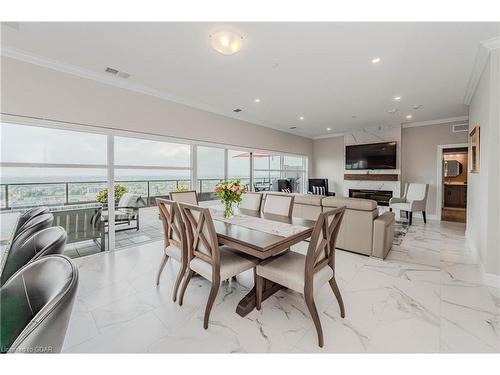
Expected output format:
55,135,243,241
1,22,499,138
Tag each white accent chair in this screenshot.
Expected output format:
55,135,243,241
389,183,429,225
262,193,295,217
239,192,263,211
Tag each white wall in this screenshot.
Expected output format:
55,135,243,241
467,48,500,277
311,136,344,195
402,123,468,217
0,56,313,160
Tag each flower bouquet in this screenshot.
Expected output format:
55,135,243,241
214,179,247,218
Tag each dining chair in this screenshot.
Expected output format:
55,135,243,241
239,192,263,211
13,206,50,238
177,203,259,329
0,255,78,353
255,206,346,347
169,190,199,205
389,183,429,225
155,198,188,302
0,226,67,286
262,193,295,217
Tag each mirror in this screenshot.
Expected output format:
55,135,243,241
444,160,463,177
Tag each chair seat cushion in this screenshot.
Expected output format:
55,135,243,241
101,209,135,221
256,251,333,293
165,245,182,262
190,246,259,281
389,202,412,211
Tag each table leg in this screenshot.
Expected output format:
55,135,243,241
236,278,284,317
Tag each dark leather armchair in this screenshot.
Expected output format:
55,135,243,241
13,207,50,238
0,255,78,353
12,213,54,246
0,226,67,286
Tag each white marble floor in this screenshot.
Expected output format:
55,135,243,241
62,219,500,353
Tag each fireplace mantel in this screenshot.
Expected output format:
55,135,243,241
344,174,399,181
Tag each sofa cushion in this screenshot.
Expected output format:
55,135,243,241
322,197,377,211
293,194,324,206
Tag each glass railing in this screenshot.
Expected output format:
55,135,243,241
0,178,271,210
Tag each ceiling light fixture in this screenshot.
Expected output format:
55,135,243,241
326,127,332,131
299,116,305,120
254,98,261,103
406,114,413,119
210,31,243,55
393,96,402,101
371,57,381,64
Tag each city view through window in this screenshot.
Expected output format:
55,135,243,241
0,122,307,209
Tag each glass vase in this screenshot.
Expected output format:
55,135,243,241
223,200,234,218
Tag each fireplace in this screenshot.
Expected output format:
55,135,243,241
349,189,393,206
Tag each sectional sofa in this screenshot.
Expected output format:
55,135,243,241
262,192,395,259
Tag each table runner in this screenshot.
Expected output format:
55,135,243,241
210,209,309,237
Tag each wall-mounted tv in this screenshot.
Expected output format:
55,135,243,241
345,141,397,170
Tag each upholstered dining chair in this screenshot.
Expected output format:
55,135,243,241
255,206,346,348
169,190,199,205
0,255,78,353
155,198,188,302
0,226,67,286
239,192,263,211
177,203,259,329
13,206,50,238
389,183,429,225
262,193,295,217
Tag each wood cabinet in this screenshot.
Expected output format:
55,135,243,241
444,184,467,208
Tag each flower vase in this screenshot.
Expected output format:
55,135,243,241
223,200,234,218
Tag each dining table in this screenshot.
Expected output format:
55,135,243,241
209,207,316,317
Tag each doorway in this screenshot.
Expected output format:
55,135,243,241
438,145,468,223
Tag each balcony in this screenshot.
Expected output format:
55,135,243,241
0,178,268,258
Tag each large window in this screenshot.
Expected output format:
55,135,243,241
196,146,225,197
253,153,307,193
227,149,251,190
114,136,192,202
0,123,108,209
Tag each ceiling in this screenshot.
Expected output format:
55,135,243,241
1,22,499,138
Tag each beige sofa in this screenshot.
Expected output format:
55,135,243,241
262,192,395,259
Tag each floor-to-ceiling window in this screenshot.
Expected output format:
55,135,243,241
252,153,307,192
227,149,251,191
0,122,109,257
196,145,225,200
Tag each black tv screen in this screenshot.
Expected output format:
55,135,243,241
345,142,397,170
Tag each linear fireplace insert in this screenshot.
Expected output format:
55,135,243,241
349,189,393,206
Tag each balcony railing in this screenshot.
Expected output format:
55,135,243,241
0,177,270,210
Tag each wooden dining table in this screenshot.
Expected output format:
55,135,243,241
210,207,316,317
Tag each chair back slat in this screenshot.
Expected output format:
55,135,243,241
178,203,220,269
156,198,187,258
305,206,346,282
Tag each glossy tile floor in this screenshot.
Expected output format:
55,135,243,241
62,219,500,353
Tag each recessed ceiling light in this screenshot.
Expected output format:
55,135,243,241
254,98,261,103
371,57,381,64
406,114,413,119
210,31,243,55
326,127,332,131
299,116,305,120
393,96,402,101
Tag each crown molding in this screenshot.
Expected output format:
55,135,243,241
312,132,345,140
401,116,468,129
1,46,314,140
464,36,500,105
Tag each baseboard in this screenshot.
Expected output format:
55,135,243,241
479,261,500,288
465,231,500,288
